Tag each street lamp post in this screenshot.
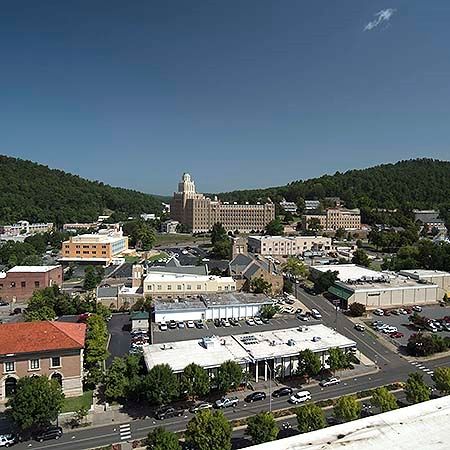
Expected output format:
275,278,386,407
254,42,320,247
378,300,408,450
265,360,272,413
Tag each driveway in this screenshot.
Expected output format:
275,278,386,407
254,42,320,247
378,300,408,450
107,313,131,365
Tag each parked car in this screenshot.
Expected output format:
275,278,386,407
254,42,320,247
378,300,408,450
246,318,255,326
382,309,391,316
425,322,438,332
155,406,185,420
189,402,213,413
405,307,413,314
399,308,408,315
289,391,311,404
0,301,9,307
195,320,205,329
319,377,340,387
390,331,404,338
77,312,93,323
391,309,400,315
214,319,221,327
229,318,239,326
221,319,231,327
35,426,63,442
178,321,185,329
168,320,178,329
283,306,295,314
261,317,270,324
412,305,422,312
254,317,263,325
159,322,168,331
298,314,310,322
244,392,266,403
272,387,293,398
295,308,303,315
311,309,322,320
373,309,384,316
354,324,365,332
215,396,239,408
0,433,18,447
186,321,195,329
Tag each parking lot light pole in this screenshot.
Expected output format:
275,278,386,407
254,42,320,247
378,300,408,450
265,360,272,413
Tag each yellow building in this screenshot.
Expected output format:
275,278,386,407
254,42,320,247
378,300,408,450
60,229,128,266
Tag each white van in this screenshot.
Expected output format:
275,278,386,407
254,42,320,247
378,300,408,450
311,309,322,319
289,390,312,404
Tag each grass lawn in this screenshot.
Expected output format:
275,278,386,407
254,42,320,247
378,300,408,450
124,255,141,264
154,233,195,246
62,390,93,413
147,252,169,262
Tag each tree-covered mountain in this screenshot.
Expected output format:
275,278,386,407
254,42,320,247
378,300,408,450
216,159,450,213
0,155,163,225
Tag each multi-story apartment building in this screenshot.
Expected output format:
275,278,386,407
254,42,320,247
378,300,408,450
143,273,236,298
60,229,128,266
303,208,361,231
0,266,63,302
280,199,298,214
170,173,275,233
304,200,321,211
248,235,332,256
0,220,53,237
0,321,86,403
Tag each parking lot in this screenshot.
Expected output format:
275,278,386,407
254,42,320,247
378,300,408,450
365,305,450,347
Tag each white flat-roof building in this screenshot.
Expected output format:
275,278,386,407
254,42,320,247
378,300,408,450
246,396,450,450
154,293,272,323
312,264,440,309
399,269,450,298
248,235,332,256
143,273,236,298
143,324,356,381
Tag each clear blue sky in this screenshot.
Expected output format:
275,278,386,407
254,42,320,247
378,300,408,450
1,1,449,195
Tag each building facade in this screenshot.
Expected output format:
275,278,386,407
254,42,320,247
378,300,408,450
0,321,86,403
60,229,128,265
0,265,63,302
170,173,275,233
248,235,332,256
303,208,361,231
0,220,53,237
161,219,179,234
280,199,298,214
143,273,236,298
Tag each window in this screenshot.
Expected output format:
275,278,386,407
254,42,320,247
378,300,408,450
35,281,40,288
197,285,201,290
4,361,15,373
187,285,191,290
177,285,182,290
51,356,61,368
29,359,40,370
167,285,172,290
21,281,26,288
10,282,15,288
157,285,162,291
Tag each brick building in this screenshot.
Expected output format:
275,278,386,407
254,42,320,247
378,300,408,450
0,321,86,403
303,208,361,231
170,173,275,233
0,265,63,303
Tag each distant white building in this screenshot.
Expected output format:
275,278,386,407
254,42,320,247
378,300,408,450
0,220,53,237
304,200,321,211
248,235,332,256
161,219,179,234
280,199,297,214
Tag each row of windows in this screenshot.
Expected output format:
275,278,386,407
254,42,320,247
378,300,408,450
147,284,235,291
3,356,61,373
0,281,40,289
68,250,107,255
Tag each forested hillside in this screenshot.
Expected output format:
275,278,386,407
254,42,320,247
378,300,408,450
0,155,162,225
217,159,450,212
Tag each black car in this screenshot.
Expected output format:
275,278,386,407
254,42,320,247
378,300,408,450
195,320,204,329
0,301,9,307
272,387,293,398
35,426,63,442
155,406,185,420
244,391,266,403
168,320,178,329
261,317,269,324
229,318,239,326
214,318,221,327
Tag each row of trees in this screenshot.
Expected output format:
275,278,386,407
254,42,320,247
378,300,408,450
210,223,232,259
103,359,244,405
406,331,450,357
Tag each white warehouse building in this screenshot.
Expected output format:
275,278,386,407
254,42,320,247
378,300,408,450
248,235,332,256
154,293,272,323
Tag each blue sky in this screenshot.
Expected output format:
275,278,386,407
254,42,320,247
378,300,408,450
1,1,449,195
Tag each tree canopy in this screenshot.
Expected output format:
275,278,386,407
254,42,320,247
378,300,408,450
333,395,361,422
181,363,211,400
216,360,243,393
370,387,398,412
246,412,279,444
0,155,163,224
146,427,181,450
433,367,450,395
405,372,430,404
296,403,326,433
143,364,179,406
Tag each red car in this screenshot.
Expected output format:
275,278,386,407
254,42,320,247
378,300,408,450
77,312,93,323
405,308,413,314
390,331,404,338
383,309,392,316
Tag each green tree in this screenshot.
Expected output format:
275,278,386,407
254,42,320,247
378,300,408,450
295,403,326,433
210,223,232,259
265,218,284,236
259,304,279,319
84,265,99,290
181,363,210,400
405,372,430,404
24,305,56,321
433,367,450,395
297,349,321,382
7,376,64,432
351,249,371,267
307,217,323,233
333,395,361,423
283,211,294,223
334,228,346,240
246,412,279,444
282,257,309,280
313,270,338,294
348,302,366,317
216,360,243,393
143,364,179,406
84,314,109,385
327,348,350,374
370,387,398,412
146,427,181,450
211,223,228,245
185,410,232,450
250,276,272,294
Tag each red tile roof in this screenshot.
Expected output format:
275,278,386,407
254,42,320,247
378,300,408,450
0,321,86,355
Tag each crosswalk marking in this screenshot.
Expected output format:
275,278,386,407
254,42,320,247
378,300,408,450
410,361,434,376
119,424,131,440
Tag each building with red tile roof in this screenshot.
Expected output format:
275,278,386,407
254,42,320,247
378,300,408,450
0,321,87,403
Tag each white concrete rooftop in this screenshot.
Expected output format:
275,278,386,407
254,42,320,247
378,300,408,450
246,395,450,450
7,265,61,273
400,269,450,278
143,325,355,373
144,273,235,283
313,264,388,283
